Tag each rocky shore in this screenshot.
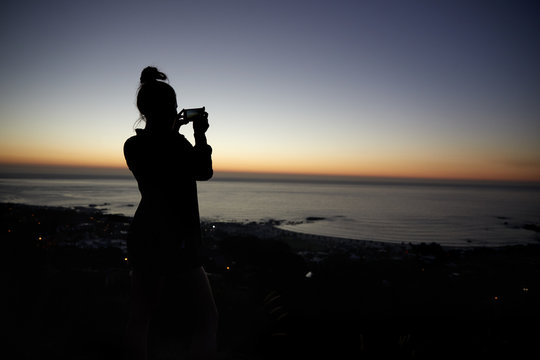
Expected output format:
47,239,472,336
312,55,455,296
2,202,539,359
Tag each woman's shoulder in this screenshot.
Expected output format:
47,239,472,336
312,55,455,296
124,134,139,149
124,128,152,144
124,130,192,151
124,129,146,155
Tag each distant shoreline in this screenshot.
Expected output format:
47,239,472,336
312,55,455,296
1,201,390,249
2,201,538,251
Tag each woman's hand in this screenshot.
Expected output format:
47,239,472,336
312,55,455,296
193,112,209,134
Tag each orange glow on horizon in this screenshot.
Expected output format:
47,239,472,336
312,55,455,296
1,147,539,182
214,157,540,182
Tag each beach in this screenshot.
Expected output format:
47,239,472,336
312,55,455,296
3,202,540,359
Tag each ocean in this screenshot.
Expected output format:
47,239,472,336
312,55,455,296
1,172,539,247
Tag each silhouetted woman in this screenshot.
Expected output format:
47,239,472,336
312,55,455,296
124,66,217,360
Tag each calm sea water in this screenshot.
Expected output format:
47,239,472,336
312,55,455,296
1,174,539,247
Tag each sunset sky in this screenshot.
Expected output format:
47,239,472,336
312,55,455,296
1,0,539,181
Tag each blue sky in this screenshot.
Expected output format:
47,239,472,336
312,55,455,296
1,0,539,180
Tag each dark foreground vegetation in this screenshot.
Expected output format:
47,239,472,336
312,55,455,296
2,203,539,359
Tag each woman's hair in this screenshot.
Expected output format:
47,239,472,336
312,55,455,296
136,66,177,120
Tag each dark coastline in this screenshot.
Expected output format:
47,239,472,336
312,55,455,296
2,202,539,359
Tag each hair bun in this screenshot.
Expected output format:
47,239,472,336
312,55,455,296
140,66,167,84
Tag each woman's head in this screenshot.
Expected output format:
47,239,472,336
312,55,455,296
137,67,177,128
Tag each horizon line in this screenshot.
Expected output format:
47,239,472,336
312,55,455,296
1,162,539,184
